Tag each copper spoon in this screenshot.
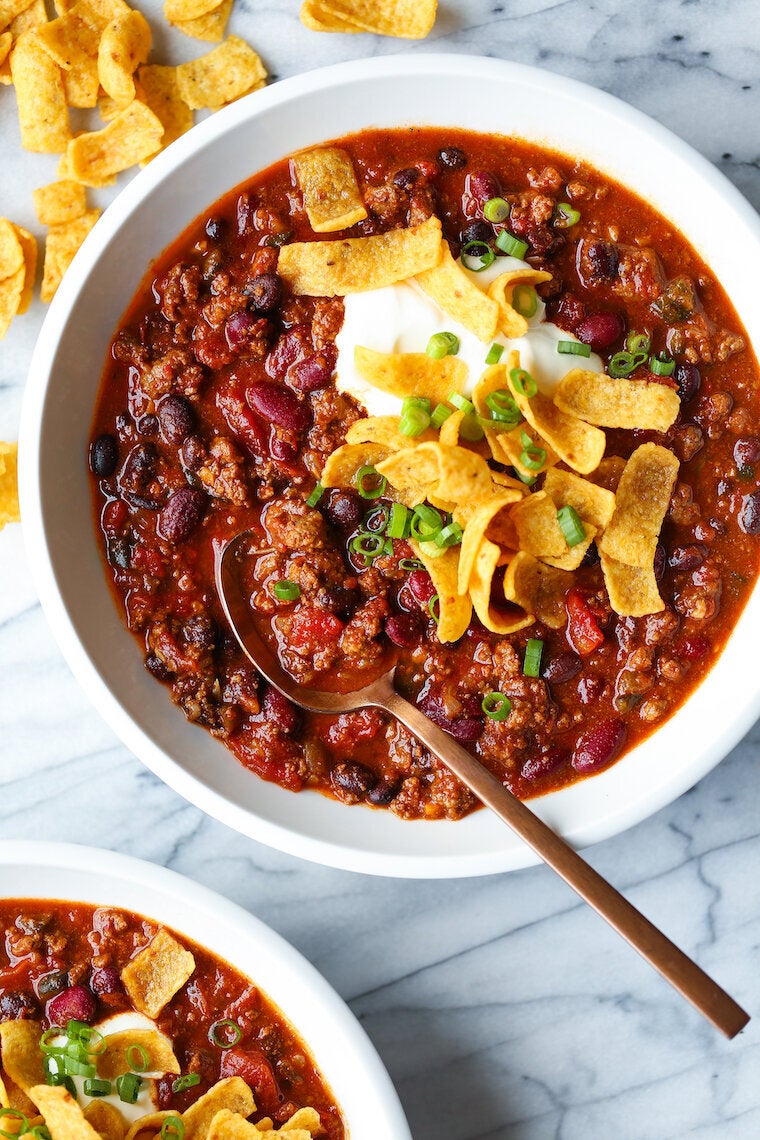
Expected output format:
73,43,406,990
216,532,749,1039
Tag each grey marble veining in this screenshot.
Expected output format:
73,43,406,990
1,1,760,1137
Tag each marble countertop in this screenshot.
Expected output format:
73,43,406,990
2,1,760,1137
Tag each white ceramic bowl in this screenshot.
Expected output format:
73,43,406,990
0,841,410,1138
20,55,760,878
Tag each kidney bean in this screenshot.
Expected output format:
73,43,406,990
460,220,493,246
733,437,760,469
438,146,467,170
225,310,257,350
268,430,298,466
678,635,710,661
247,382,310,435
0,991,38,1019
330,761,377,802
318,585,360,619
571,718,626,774
583,239,619,281
158,395,194,444
157,487,207,544
669,543,708,571
367,779,399,806
521,747,568,783
289,347,337,392
265,325,311,380
325,489,363,530
542,651,582,685
48,984,96,1025
419,691,484,742
466,170,501,207
674,361,701,404
217,388,267,456
263,685,301,734
393,167,420,188
576,311,625,352
408,569,436,605
385,612,424,648
245,272,282,316
90,434,119,478
137,414,158,437
90,967,124,996
738,489,760,534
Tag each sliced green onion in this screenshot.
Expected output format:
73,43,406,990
519,431,546,472
161,1117,185,1140
458,414,485,441
461,240,495,272
430,402,453,428
126,1044,150,1073
557,505,586,547
29,1128,52,1140
483,196,510,223
523,638,544,678
399,407,431,437
356,464,387,500
495,230,528,259
40,1028,65,1054
557,339,591,357
0,1109,29,1139
65,1020,91,1042
65,1058,96,1078
435,521,463,548
512,284,538,318
116,1074,142,1105
485,389,520,422
399,558,424,571
477,415,513,434
361,504,389,532
608,350,647,378
350,533,385,562
306,482,324,508
386,503,409,539
426,331,460,359
83,1078,112,1098
273,580,300,601
482,691,512,721
428,594,441,622
46,1073,77,1097
515,468,537,487
449,392,475,415
554,202,581,228
402,395,431,412
649,352,675,377
485,342,505,365
382,537,394,556
172,1074,202,1094
208,1019,242,1050
509,368,538,398
410,504,443,541
626,331,650,354
418,539,447,560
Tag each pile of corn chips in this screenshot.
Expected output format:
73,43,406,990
300,0,437,38
0,928,323,1140
0,441,20,530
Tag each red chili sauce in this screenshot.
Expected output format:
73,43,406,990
89,128,760,820
0,900,344,1136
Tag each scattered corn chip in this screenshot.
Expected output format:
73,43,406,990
299,1,360,32
542,466,615,533
10,30,71,152
344,414,436,450
97,1029,180,1080
0,264,25,339
137,64,192,156
121,929,196,1019
511,490,569,559
41,208,100,302
292,147,367,234
170,0,231,42
503,551,571,629
0,219,25,279
458,492,521,595
98,9,151,107
176,36,266,110
33,179,86,225
12,225,37,314
600,554,664,618
0,1022,45,1092
0,0,34,29
62,55,100,107
124,1112,175,1140
0,31,12,66
469,540,532,635
409,539,471,642
299,0,437,38
83,1101,127,1140
64,100,164,186
554,367,681,433
354,346,465,406
30,1086,101,1140
487,267,551,339
278,214,442,296
320,442,390,488
164,0,223,21
416,241,499,342
182,1079,255,1140
507,360,605,474
598,442,679,569
540,521,596,571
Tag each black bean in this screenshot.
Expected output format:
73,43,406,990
107,538,131,569
460,220,493,246
325,489,363,530
318,586,360,620
330,761,377,802
157,487,207,544
367,780,399,806
205,217,225,242
245,272,282,315
585,239,619,281
89,434,119,478
37,971,67,997
674,361,701,404
137,414,158,437
145,653,172,680
120,443,156,493
437,146,467,170
159,394,195,444
669,543,708,571
738,490,760,535
393,167,420,189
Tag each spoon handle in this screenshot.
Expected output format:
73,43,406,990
381,684,749,1039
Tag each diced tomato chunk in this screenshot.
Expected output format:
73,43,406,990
565,588,605,656
220,1047,281,1117
287,608,344,650
216,385,267,456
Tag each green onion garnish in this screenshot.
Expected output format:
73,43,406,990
511,284,538,319
126,1044,150,1073
40,1028,64,1053
649,352,675,377
449,392,474,415
208,1019,242,1050
519,432,546,472
29,1128,52,1140
523,638,544,678
426,331,460,360
63,1057,96,1078
608,350,647,378
410,504,443,541
356,464,387,499
510,368,538,398
172,1074,201,1094
626,331,650,354
458,414,485,441
557,505,586,547
399,558,424,570
83,1078,112,1098
435,521,463,548
361,504,389,533
45,1071,77,1097
350,533,385,563
485,343,505,365
461,240,495,272
306,482,324,508
386,502,409,539
495,230,528,259
485,389,520,423
399,396,432,437
483,197,510,223
0,1109,29,1140
161,1117,185,1140
554,202,581,228
557,340,591,357
428,594,441,622
116,1073,142,1105
273,580,300,602
515,469,537,487
481,691,512,720
430,402,453,429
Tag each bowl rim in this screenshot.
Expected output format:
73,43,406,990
0,839,411,1138
18,52,760,879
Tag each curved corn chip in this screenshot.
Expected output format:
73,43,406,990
507,362,605,475
486,267,552,339
503,551,570,629
0,219,25,279
176,37,266,110
375,442,439,504
65,102,163,186
320,441,390,487
299,0,360,31
409,539,471,643
292,147,367,233
542,466,615,533
601,554,663,617
164,0,223,22
598,443,679,569
279,215,441,296
182,1079,255,1140
0,1022,45,1092
9,30,71,152
84,1101,127,1140
345,415,436,450
354,345,466,406
33,180,86,225
416,241,498,342
41,209,101,303
171,0,232,42
436,408,491,458
554,367,681,433
0,31,11,67
121,929,195,1019
11,225,37,315
98,10,151,107
136,65,193,160
472,363,558,477
457,492,520,595
299,0,436,38
30,1086,101,1140
0,1072,36,1116
469,540,533,635
97,1029,180,1080
0,265,24,340
511,490,568,558
541,521,596,571
125,1112,174,1140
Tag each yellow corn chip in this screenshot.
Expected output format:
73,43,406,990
97,1030,180,1080
136,65,193,156
121,929,196,1019
176,37,266,110
164,0,222,21
0,0,47,85
182,1079,255,1140
506,361,605,475
354,346,466,406
62,53,100,107
433,442,493,504
416,241,499,342
84,1101,127,1140
471,363,558,477
600,553,664,618
598,442,679,569
503,551,571,629
469,540,532,635
65,101,164,186
0,219,24,279
487,267,552,339
98,10,151,107
0,263,24,338
10,30,71,152
124,1112,174,1140
41,208,100,302
0,1072,37,1116
0,0,34,28
0,31,12,66
542,466,615,533
206,1112,259,1140
554,367,681,433
511,490,569,559
408,539,471,643
299,1,360,32
11,224,37,314
320,441,390,488
33,180,86,225
35,5,100,69
292,147,367,233
458,492,521,595
0,1022,44,1091
375,443,439,503
278,214,442,295
30,1087,102,1140
540,521,596,571
299,0,436,37
170,0,232,42
344,415,436,451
